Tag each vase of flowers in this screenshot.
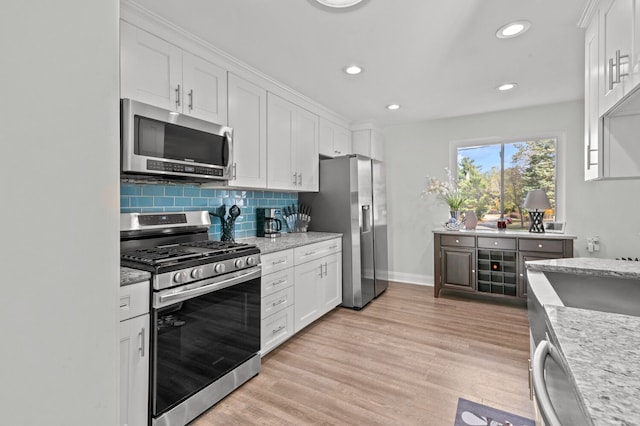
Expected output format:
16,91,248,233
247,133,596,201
423,168,466,229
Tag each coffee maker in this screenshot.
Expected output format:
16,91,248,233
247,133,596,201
257,208,282,238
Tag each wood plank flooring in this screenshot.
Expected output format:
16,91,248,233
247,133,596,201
192,282,535,425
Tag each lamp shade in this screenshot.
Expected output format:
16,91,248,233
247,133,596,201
523,190,551,210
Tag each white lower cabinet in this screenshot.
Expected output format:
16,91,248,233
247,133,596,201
293,239,342,333
119,280,150,426
260,238,342,355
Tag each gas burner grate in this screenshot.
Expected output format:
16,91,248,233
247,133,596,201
617,257,639,261
121,247,202,265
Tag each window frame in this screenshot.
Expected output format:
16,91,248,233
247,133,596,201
449,132,566,223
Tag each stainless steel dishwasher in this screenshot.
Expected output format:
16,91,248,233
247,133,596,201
532,337,591,426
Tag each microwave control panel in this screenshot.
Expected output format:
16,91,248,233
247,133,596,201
147,159,223,177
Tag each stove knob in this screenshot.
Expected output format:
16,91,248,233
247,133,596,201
246,256,257,266
191,268,204,279
234,258,245,268
214,263,226,274
173,271,187,284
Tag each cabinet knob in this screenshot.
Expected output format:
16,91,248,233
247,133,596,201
455,239,459,243
472,269,475,273
538,244,543,248
520,273,524,277
494,241,498,245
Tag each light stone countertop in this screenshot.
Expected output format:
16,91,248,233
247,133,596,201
120,266,150,286
544,305,640,426
527,257,640,279
433,229,577,239
240,232,343,254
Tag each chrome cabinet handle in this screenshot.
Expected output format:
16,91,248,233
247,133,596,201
175,84,181,108
232,163,237,180
616,49,629,83
293,172,298,186
272,298,286,307
528,358,533,400
272,278,287,286
609,57,615,90
532,340,563,426
188,89,194,111
323,262,328,276
319,264,324,277
304,251,316,256
297,172,302,185
272,325,285,334
138,327,145,358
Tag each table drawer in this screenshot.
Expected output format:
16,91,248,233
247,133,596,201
119,280,150,322
262,268,294,297
294,238,342,265
261,306,294,355
440,235,475,248
519,239,564,253
261,286,294,319
261,249,294,275
477,237,516,250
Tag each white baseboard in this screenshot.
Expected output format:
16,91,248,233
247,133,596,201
387,271,434,287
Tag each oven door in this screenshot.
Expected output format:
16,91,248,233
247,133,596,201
151,267,261,419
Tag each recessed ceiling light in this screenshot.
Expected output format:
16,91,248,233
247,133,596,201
386,104,400,110
344,65,363,75
315,0,363,8
497,83,517,91
496,20,531,39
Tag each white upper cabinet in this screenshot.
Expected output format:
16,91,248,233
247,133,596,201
120,21,182,111
227,73,267,188
352,128,384,161
319,118,351,157
599,0,634,115
267,93,319,191
120,21,227,124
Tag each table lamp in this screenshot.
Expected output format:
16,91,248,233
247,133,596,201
523,190,550,233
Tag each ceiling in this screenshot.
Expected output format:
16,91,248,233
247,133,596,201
130,0,588,127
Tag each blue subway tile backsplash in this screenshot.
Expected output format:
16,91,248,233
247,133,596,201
120,182,298,240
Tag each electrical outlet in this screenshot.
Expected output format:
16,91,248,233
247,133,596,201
587,236,600,253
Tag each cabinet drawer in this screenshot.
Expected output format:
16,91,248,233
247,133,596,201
294,238,342,265
119,280,150,322
262,268,294,297
261,305,294,356
261,249,294,275
477,237,516,250
261,286,294,319
440,235,475,248
518,239,564,253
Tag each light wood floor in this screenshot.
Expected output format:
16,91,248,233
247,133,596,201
192,282,535,425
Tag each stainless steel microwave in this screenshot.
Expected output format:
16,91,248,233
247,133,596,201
121,99,233,181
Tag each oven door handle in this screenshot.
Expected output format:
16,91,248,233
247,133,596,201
155,266,261,308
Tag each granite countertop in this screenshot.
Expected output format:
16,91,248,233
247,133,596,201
544,305,640,426
527,257,640,279
120,267,150,286
240,232,342,254
432,229,577,239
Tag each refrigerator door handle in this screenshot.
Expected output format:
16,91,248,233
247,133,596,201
362,205,371,233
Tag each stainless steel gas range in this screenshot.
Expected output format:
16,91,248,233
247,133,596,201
120,211,261,426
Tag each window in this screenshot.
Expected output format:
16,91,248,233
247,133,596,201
454,138,557,231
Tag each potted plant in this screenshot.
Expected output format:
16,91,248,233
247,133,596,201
423,168,466,224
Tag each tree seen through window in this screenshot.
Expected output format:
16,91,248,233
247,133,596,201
456,138,556,230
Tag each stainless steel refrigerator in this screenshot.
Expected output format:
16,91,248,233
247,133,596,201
299,155,389,309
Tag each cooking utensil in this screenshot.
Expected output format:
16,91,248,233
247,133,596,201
229,204,241,221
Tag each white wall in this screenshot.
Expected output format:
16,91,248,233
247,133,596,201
384,100,640,285
0,2,120,425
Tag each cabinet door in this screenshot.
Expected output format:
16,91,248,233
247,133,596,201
294,107,319,191
440,248,475,291
119,314,149,426
319,118,351,157
294,260,323,332
228,73,267,188
585,12,602,181
321,252,342,314
518,252,562,298
182,52,227,124
600,0,634,115
267,93,295,190
120,21,182,112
